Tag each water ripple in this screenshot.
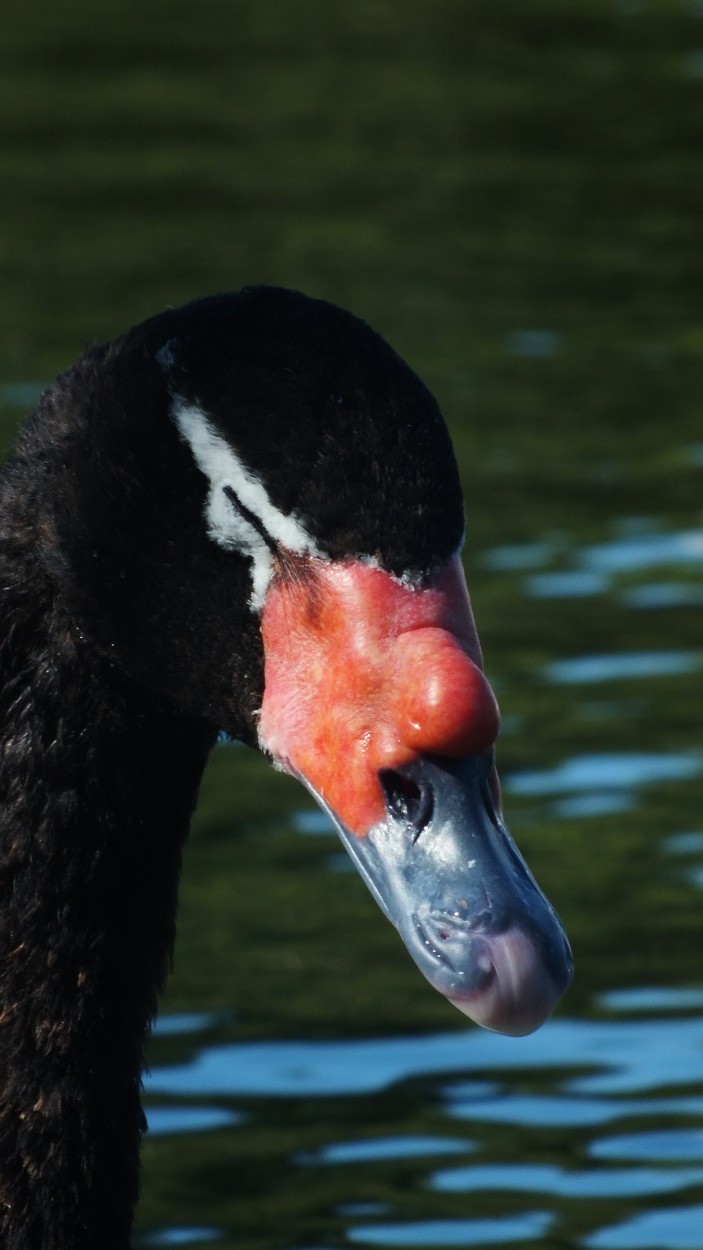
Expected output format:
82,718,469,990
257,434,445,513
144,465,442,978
147,1017,703,1103
506,752,701,798
585,1204,703,1249
432,1161,703,1198
347,1212,554,1246
544,651,700,684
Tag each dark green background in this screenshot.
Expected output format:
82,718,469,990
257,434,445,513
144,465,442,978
1,3,701,1247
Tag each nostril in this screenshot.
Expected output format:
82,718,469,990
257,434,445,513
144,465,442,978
380,770,434,840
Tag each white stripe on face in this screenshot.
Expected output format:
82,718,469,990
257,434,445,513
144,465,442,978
171,399,323,609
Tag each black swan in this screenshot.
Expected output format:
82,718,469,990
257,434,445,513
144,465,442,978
0,286,572,1249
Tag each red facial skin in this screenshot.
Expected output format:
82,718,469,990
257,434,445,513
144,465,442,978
258,554,501,834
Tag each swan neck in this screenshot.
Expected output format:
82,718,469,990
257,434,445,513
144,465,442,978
0,571,215,1248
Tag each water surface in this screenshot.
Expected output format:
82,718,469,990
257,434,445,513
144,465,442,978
1,2,702,1247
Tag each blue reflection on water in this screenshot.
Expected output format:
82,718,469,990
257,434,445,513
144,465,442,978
527,570,609,598
505,329,562,358
663,831,703,856
0,381,45,408
292,809,335,835
488,525,703,603
432,1161,703,1198
138,1229,219,1247
507,752,701,797
544,651,700,684
624,582,703,608
489,527,703,577
147,1016,703,1103
483,542,557,572
586,1205,703,1250
299,1136,471,1165
347,1212,553,1246
583,530,703,573
591,1131,703,1162
145,1105,241,1136
551,792,634,818
145,993,703,1247
600,987,703,1013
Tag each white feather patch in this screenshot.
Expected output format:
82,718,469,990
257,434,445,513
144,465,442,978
171,399,323,609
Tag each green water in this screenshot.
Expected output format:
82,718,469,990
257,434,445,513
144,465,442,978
1,2,702,1247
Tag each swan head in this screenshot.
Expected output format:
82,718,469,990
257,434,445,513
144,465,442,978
42,285,572,1035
